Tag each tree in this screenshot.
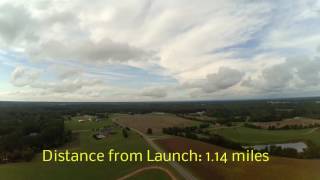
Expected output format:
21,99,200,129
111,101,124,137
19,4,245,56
147,128,153,135
122,129,128,138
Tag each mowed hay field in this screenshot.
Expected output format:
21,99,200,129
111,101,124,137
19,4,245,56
210,127,320,145
0,118,178,180
155,136,320,180
113,113,200,135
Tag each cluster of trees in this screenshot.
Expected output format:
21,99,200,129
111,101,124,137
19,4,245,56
2,97,320,124
163,124,242,150
147,128,153,135
270,124,320,130
122,128,129,138
244,123,320,130
303,142,320,158
176,114,214,124
203,99,320,122
162,123,210,136
0,111,71,163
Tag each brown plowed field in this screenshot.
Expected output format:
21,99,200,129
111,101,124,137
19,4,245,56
113,113,199,135
155,136,320,180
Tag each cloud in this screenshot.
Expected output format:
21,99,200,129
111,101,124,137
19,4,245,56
141,87,167,98
184,67,244,94
0,4,37,45
203,67,244,93
1,0,320,101
151,0,272,81
10,66,41,87
243,56,320,92
31,78,105,93
0,2,155,64
27,38,154,63
10,64,107,95
49,65,83,80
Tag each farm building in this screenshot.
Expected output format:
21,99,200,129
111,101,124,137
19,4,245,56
92,126,116,140
93,134,106,140
78,119,87,123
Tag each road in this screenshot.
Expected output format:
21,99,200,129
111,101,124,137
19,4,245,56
117,166,177,180
112,119,198,180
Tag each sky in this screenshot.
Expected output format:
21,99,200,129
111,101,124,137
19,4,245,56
0,0,320,102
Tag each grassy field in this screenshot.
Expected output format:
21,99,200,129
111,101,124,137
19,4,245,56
209,126,320,145
155,136,320,180
113,113,200,135
0,117,177,180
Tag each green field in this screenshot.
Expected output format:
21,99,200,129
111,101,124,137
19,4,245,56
210,127,320,145
0,117,176,180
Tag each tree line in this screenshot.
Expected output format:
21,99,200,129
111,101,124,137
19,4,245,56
0,110,71,163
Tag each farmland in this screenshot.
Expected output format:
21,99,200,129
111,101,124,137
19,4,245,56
1,99,320,180
252,117,320,129
209,126,320,146
0,116,178,180
155,136,320,180
113,113,200,135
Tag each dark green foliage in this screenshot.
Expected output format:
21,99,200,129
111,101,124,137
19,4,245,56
204,134,243,150
163,126,242,150
244,123,261,129
122,128,128,138
0,109,71,163
146,128,153,135
199,123,210,129
302,142,320,158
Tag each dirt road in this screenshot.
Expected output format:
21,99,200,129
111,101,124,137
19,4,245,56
117,166,177,180
112,119,198,180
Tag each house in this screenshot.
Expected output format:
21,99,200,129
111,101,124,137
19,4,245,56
78,119,87,123
92,126,116,140
93,134,106,140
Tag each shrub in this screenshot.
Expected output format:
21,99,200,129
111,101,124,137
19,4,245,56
147,128,153,135
122,129,128,138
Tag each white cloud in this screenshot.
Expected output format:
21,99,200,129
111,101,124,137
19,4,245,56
1,0,320,101
183,67,244,94
242,56,320,92
0,4,37,45
10,66,41,87
140,87,167,98
27,38,154,63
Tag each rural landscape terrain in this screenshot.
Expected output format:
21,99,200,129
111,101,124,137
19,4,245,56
0,98,320,180
1,0,320,179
